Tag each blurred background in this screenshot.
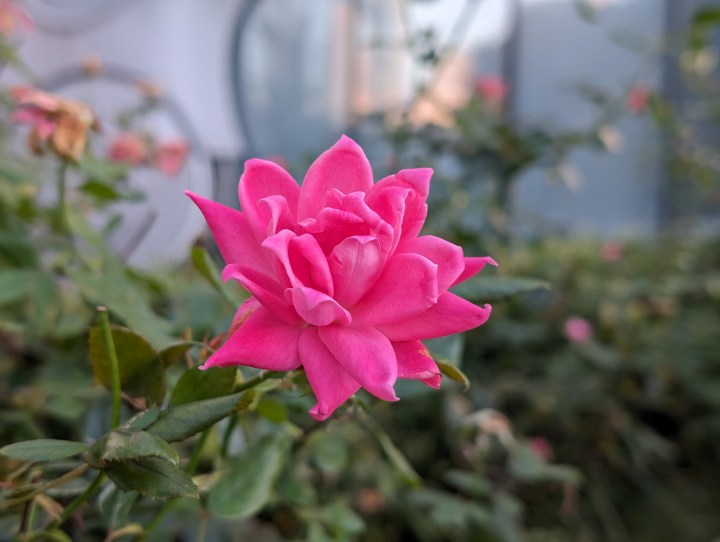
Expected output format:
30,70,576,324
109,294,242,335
1,0,720,541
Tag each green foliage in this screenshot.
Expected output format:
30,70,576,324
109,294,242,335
0,440,89,462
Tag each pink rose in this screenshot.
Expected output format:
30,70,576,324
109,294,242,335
564,317,593,343
154,139,189,177
108,133,148,165
601,241,623,262
0,0,33,37
187,136,496,420
626,85,650,114
475,76,508,105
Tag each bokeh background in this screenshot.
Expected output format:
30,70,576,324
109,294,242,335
1,0,720,541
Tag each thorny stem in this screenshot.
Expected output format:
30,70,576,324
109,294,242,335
98,307,122,429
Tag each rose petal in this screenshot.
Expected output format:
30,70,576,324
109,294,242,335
328,236,383,307
318,325,399,402
452,256,499,286
377,293,492,342
239,158,300,237
393,340,442,388
399,236,464,291
297,135,374,219
299,327,361,421
222,264,300,324
351,253,438,326
257,195,295,237
185,191,270,274
200,306,302,371
286,287,352,326
262,231,334,295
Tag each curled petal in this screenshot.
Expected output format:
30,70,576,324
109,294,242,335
286,287,351,327
299,327,361,421
328,236,383,307
185,191,271,274
318,326,399,402
239,158,300,237
263,231,334,295
452,256,499,286
200,307,302,371
352,253,438,326
297,135,373,219
378,293,492,342
399,236,464,291
257,195,294,237
394,341,442,389
222,264,300,324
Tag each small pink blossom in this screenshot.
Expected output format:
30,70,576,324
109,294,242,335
187,135,496,420
564,317,593,343
0,0,33,37
154,139,189,177
601,241,623,262
475,76,508,105
529,437,554,461
108,133,148,165
626,86,650,114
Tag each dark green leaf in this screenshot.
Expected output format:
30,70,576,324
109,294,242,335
317,501,366,536
452,276,550,302
124,407,160,431
437,361,470,392
98,485,139,530
0,231,38,267
208,433,290,519
308,431,348,475
88,325,165,405
0,269,34,306
0,439,89,462
169,366,237,407
147,391,247,442
85,429,179,469
104,457,198,500
158,342,195,368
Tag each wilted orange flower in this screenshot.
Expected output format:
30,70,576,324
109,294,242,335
11,86,99,161
0,0,33,37
154,139,190,177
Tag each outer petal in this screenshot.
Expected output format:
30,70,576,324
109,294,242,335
200,306,302,371
328,236,383,307
399,236,464,291
318,325,399,402
286,287,351,326
377,293,492,342
297,135,373,219
299,327,361,421
351,253,438,326
452,256,499,286
185,191,270,274
222,264,300,324
239,158,300,236
393,341,442,389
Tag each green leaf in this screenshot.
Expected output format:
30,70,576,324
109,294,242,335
0,231,38,267
147,391,247,442
98,485,139,530
437,361,470,392
509,444,582,485
71,263,174,349
0,269,34,306
158,342,195,368
169,366,237,407
452,276,550,302
89,325,166,405
77,155,130,183
0,439,89,462
443,470,491,498
190,246,244,306
104,457,198,500
124,407,161,431
316,501,366,537
208,433,290,519
308,431,348,475
85,429,179,469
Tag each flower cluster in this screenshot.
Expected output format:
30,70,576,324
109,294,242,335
108,133,190,177
188,136,495,420
11,86,98,162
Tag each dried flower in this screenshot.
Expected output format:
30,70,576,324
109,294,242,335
11,86,98,161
